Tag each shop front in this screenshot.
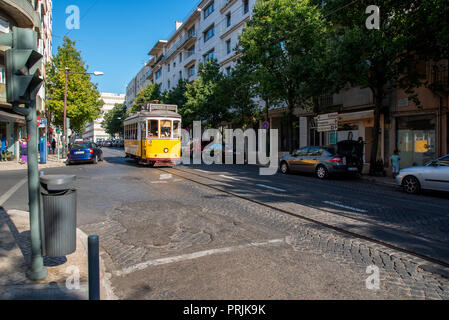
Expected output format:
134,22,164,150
396,114,437,169
0,110,26,162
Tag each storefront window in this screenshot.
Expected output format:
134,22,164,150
397,115,436,168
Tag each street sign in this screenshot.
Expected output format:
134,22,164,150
39,118,46,128
316,113,339,132
262,121,270,130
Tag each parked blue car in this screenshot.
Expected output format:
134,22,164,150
67,142,103,165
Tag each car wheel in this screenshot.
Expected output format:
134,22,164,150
93,155,98,164
280,162,289,174
316,165,329,179
402,176,421,194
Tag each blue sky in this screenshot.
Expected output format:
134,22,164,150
52,0,200,94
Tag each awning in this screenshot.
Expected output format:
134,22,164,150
0,110,26,124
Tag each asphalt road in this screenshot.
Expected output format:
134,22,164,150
1,147,449,300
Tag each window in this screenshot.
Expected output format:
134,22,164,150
308,147,323,156
168,80,170,89
156,70,162,79
294,147,309,156
204,25,215,43
188,26,196,37
187,45,195,57
437,156,449,166
168,64,170,72
226,39,231,55
226,13,231,28
204,1,214,20
243,0,249,14
203,50,215,63
160,120,172,138
148,120,159,138
173,62,176,68
226,67,231,76
179,71,182,80
173,121,181,139
188,65,195,77
179,53,182,63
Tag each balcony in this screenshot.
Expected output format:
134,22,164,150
0,0,40,28
165,31,198,61
430,65,449,93
221,0,238,13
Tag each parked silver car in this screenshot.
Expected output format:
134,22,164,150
396,154,449,194
279,141,363,179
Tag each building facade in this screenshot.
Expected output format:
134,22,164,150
125,0,256,105
83,92,126,141
0,0,52,161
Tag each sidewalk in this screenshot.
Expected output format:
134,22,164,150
359,174,398,187
0,154,67,172
0,209,114,300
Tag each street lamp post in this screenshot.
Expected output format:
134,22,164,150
63,68,104,157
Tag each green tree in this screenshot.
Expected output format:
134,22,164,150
184,60,231,128
162,78,188,120
102,103,127,137
238,0,332,152
319,0,446,174
131,82,162,113
45,37,103,134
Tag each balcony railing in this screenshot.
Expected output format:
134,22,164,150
431,65,449,92
165,31,198,60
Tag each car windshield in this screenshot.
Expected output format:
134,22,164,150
71,143,92,150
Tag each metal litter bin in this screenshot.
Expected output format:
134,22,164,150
39,175,77,257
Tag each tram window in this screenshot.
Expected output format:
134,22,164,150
148,120,159,138
173,121,181,139
161,120,172,138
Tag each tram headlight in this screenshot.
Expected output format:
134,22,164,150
164,148,169,153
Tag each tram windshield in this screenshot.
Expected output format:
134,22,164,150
148,120,159,138
173,121,181,139
160,120,172,138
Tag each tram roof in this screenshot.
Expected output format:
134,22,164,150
125,104,181,122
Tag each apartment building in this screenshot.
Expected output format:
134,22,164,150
124,0,256,105
0,0,52,161
125,63,152,108
83,92,126,141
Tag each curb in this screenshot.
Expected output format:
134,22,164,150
77,228,118,300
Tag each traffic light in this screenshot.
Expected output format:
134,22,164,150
1,27,43,106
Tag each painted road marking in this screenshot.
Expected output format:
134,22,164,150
150,181,168,184
0,178,27,206
256,184,287,193
323,201,368,213
220,175,241,181
160,174,173,180
194,169,210,174
116,239,284,276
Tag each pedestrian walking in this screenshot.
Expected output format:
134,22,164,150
0,132,7,162
391,149,401,179
51,138,56,155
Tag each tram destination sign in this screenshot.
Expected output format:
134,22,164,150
316,113,339,132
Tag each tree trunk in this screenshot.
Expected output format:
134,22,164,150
369,87,383,176
288,101,294,154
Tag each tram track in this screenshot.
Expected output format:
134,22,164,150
155,166,449,273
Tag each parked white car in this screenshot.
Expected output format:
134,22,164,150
396,154,449,194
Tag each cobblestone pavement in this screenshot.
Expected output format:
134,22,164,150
3,148,449,299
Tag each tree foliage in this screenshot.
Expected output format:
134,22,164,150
102,103,127,137
45,37,103,134
131,82,162,113
184,60,231,128
237,0,332,152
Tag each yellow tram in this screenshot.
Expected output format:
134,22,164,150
124,104,181,166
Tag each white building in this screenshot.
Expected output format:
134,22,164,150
125,0,256,103
125,63,153,108
83,92,125,141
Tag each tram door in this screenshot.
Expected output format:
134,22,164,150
140,121,146,159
